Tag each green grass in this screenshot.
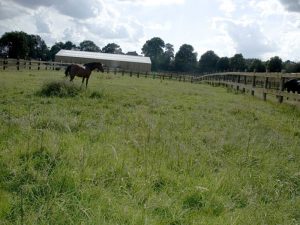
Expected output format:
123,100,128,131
0,70,300,225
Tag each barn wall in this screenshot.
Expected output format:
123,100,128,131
55,56,151,73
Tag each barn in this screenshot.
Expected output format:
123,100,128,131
55,50,151,73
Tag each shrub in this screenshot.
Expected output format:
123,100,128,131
89,90,105,99
37,81,82,97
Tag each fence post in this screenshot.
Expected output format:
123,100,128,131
16,58,20,70
223,75,227,87
114,68,117,75
251,73,256,96
3,58,6,70
38,59,41,70
263,76,269,101
122,70,124,76
29,60,32,70
278,75,285,103
236,75,241,91
137,72,140,78
242,75,247,93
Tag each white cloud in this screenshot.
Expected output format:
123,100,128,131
219,0,236,15
2,0,300,60
117,0,185,6
213,18,278,58
0,0,146,51
249,0,285,17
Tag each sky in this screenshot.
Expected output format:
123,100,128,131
1,0,300,61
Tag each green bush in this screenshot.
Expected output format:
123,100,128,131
37,81,81,97
89,90,105,99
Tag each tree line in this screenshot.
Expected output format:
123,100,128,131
0,31,137,61
1,31,300,73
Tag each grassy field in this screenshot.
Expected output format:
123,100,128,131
0,70,300,225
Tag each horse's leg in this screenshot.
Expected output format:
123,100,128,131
70,74,75,82
86,77,89,88
81,77,85,87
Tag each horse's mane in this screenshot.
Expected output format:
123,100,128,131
84,62,100,68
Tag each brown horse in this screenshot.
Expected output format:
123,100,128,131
65,62,104,88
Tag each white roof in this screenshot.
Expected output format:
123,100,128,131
56,50,151,64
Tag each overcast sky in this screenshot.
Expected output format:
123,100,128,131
1,0,300,60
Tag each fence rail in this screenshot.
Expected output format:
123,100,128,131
1,58,300,104
194,72,300,103
0,58,195,83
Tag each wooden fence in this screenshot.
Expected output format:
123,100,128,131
194,72,300,103
1,58,300,104
0,58,195,83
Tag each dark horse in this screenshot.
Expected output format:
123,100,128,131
283,79,300,94
65,62,104,88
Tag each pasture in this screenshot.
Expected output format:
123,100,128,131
0,70,300,225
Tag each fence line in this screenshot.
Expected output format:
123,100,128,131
0,58,195,83
1,58,300,104
194,72,300,103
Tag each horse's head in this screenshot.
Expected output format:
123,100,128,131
84,62,104,72
95,63,104,72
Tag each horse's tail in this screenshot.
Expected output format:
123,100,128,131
65,65,71,77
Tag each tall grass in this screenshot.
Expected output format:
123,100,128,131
0,70,299,224
37,80,82,97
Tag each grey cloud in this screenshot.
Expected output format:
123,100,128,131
10,0,51,8
35,17,50,33
11,0,103,19
279,0,300,12
84,22,130,39
224,21,277,58
0,1,27,19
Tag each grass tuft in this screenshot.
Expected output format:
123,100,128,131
183,192,206,210
37,81,82,97
89,90,105,99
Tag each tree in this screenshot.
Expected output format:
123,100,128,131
102,43,123,54
0,31,50,60
142,37,165,71
63,41,76,50
160,43,174,71
79,40,100,52
0,31,29,58
267,56,283,72
230,54,246,71
216,57,230,72
164,43,174,59
126,51,139,56
174,44,197,72
27,34,49,60
249,59,266,72
284,60,300,73
199,50,219,73
48,41,78,60
49,42,65,60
